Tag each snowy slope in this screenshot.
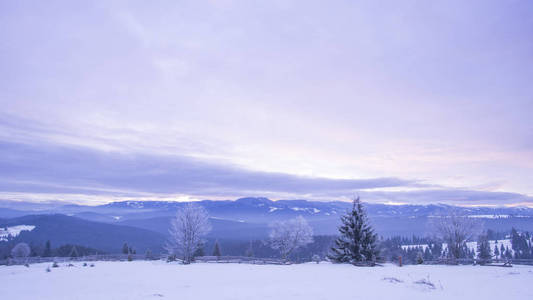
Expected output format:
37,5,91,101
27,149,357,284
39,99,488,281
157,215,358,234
0,225,35,241
1,261,532,300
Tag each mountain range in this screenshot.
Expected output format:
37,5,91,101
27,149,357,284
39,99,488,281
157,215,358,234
1,197,533,255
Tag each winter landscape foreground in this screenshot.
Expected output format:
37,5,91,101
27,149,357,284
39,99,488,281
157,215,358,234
1,261,532,300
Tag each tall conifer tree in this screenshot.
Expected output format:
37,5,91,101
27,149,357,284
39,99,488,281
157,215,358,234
328,197,379,264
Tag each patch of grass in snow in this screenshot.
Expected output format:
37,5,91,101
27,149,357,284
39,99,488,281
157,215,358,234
382,277,403,284
413,277,436,289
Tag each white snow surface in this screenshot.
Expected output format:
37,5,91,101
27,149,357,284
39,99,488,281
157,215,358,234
0,225,35,241
1,261,532,300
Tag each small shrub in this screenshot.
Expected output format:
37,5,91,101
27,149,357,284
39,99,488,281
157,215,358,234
89,263,95,267
83,262,88,267
46,267,51,273
416,252,424,265
24,263,30,268
312,254,321,264
167,255,176,262
52,262,59,268
128,254,133,261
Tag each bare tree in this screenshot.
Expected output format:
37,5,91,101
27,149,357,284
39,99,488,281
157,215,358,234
11,242,31,258
269,216,314,261
165,203,211,264
432,212,482,261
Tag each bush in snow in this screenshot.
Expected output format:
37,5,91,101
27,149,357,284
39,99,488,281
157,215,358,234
52,262,59,268
328,197,379,264
11,242,31,258
165,203,211,264
312,254,321,264
269,216,314,262
416,252,424,264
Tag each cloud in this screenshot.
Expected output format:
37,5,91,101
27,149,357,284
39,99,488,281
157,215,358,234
0,140,419,199
1,139,532,206
1,0,532,204
358,189,533,206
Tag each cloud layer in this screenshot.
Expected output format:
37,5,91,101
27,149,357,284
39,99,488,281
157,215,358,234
1,1,532,205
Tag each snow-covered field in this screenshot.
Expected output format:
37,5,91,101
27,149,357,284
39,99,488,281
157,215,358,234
1,261,532,300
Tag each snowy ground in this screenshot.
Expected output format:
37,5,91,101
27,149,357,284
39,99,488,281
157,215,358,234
1,261,532,300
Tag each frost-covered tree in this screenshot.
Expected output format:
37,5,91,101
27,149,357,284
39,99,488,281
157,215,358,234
165,203,211,264
432,212,482,261
328,197,379,264
145,249,153,260
477,232,492,264
212,240,221,257
11,242,31,258
245,240,254,257
269,216,314,261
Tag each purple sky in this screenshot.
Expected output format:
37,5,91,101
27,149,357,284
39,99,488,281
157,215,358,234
1,0,532,206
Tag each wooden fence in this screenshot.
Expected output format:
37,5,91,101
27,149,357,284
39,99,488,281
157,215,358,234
194,256,286,265
0,254,286,266
2,255,533,267
419,258,533,266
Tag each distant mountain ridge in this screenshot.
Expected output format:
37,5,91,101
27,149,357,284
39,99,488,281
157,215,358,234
1,197,533,239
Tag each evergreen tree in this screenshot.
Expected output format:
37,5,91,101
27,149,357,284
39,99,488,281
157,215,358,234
500,244,505,257
212,240,221,257
494,245,500,258
505,246,512,259
477,232,491,264
328,197,379,264
43,240,52,257
69,245,79,258
122,243,129,254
